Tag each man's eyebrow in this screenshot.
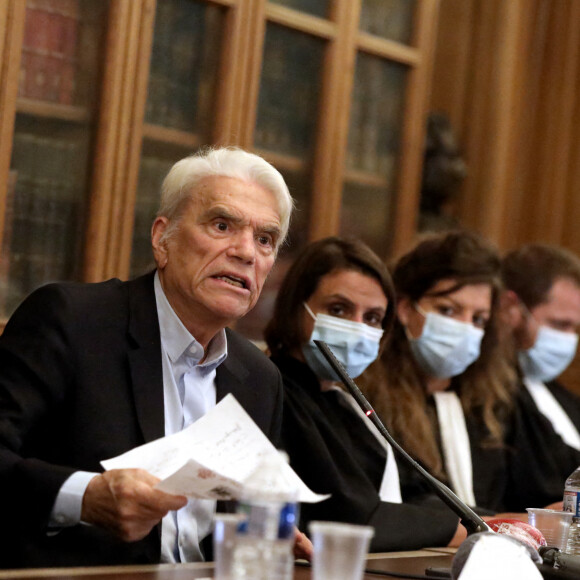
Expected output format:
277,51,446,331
202,206,241,222
202,206,281,238
260,224,281,238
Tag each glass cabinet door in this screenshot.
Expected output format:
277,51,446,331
341,55,408,255
236,14,326,341
254,23,325,251
0,0,438,333
2,0,108,317
340,0,424,257
130,0,226,278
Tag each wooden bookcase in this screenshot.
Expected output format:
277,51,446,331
0,0,440,338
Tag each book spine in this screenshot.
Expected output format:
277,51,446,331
19,0,80,104
58,0,80,105
21,0,51,100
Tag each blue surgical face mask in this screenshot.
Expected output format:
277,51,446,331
301,303,384,381
407,305,484,379
518,325,579,382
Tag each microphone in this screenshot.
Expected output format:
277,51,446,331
313,339,490,535
450,538,580,580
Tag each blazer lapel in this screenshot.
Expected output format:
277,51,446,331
215,344,249,405
126,273,165,443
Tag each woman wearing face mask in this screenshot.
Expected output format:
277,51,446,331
359,231,518,515
264,237,465,551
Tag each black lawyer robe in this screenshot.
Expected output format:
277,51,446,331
272,354,458,552
504,380,580,512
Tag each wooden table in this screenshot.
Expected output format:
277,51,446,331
0,549,455,580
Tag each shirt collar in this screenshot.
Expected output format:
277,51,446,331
154,272,228,369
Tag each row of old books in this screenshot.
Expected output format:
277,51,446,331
145,0,220,135
3,132,86,313
130,155,173,278
19,0,80,105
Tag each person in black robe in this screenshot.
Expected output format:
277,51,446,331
357,231,519,515
264,237,463,551
500,243,580,511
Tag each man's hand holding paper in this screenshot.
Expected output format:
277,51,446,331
101,394,328,503
81,469,187,542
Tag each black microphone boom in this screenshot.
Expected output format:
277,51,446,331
314,339,490,535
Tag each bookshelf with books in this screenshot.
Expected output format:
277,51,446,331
0,0,440,332
0,0,105,320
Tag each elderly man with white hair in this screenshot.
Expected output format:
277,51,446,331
0,147,305,567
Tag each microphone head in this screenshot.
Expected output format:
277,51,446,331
452,532,542,580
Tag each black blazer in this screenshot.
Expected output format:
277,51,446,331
0,272,283,568
273,354,459,552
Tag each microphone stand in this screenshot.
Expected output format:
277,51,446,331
314,340,491,535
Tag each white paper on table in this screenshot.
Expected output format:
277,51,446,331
101,394,328,504
457,535,542,580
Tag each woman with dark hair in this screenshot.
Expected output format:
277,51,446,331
359,230,517,514
265,236,465,552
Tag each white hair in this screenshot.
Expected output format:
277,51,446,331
157,147,293,248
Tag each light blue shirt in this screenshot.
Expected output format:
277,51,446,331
49,272,228,563
154,272,227,562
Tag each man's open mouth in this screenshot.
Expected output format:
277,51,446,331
214,275,247,289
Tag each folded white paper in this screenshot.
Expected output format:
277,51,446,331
101,394,327,503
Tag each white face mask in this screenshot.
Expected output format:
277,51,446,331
408,307,484,379
301,303,384,381
518,325,579,382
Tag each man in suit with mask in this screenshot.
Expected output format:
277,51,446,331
0,147,302,567
501,243,580,511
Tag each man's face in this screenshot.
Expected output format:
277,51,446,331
519,277,580,349
152,175,282,345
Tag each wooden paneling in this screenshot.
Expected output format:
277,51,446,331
430,0,580,252
429,0,476,131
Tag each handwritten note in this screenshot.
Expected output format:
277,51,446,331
101,394,327,503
